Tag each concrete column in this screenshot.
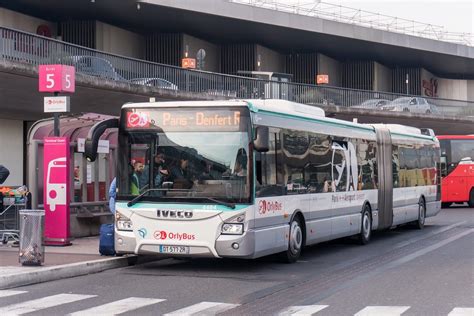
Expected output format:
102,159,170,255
373,62,392,92
317,53,341,87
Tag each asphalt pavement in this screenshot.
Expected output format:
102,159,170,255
1,206,473,315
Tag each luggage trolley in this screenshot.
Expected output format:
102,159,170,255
0,187,28,245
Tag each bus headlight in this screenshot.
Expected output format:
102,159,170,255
116,212,133,231
221,223,244,235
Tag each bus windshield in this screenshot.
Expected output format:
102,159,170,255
117,107,251,204
440,138,474,175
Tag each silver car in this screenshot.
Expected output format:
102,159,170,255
353,99,391,110
382,97,439,114
62,55,127,82
130,78,178,90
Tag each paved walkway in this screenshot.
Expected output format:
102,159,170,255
0,236,144,289
0,236,104,268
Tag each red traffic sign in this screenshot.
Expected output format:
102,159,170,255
316,74,329,85
39,64,75,93
182,58,196,69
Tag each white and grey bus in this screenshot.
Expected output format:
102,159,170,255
91,99,440,262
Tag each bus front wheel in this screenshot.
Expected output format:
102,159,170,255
358,205,372,245
469,189,474,208
280,216,303,263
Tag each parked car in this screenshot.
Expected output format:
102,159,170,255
352,99,391,109
130,78,178,90
61,55,127,82
382,97,439,114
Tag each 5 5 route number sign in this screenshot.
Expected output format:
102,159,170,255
39,64,76,93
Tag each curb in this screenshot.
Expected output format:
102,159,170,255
0,255,154,290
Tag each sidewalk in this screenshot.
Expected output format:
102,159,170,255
0,237,145,289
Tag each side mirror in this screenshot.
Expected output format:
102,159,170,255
253,126,269,152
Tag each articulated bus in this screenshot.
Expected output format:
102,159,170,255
94,100,440,262
438,135,474,208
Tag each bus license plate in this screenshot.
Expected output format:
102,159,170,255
159,245,190,254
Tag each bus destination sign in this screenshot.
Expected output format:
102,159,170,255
125,109,247,132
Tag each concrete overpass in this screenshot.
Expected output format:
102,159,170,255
2,0,472,79
1,60,472,135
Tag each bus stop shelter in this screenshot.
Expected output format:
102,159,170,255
27,113,117,237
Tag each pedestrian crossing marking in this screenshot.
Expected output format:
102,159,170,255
354,306,410,316
0,293,96,315
0,290,28,298
0,292,471,316
448,308,474,316
69,297,165,316
278,305,329,315
163,301,240,315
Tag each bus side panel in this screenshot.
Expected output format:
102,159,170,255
253,196,308,258
443,165,471,203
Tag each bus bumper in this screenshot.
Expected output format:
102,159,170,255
215,230,256,258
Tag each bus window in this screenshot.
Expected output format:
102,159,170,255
256,131,285,197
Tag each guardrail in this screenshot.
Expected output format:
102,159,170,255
229,0,473,47
1,26,473,117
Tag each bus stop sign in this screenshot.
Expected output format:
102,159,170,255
39,64,75,93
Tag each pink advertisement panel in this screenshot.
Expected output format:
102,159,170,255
43,137,71,245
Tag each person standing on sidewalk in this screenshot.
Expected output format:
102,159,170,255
0,165,9,184
108,177,116,215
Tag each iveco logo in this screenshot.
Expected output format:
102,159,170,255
157,210,193,219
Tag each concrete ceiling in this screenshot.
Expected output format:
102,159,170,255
1,0,473,79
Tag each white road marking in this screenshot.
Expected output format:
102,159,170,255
0,293,96,315
448,308,474,316
164,301,239,315
278,305,328,315
69,297,165,315
0,290,28,298
354,306,410,316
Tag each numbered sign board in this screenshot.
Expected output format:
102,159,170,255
39,64,75,93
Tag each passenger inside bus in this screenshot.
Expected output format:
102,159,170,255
131,161,144,195
153,150,169,188
234,148,247,177
170,153,193,189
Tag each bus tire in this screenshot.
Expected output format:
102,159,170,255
280,216,303,263
469,189,474,208
441,202,452,208
414,198,426,230
358,205,372,245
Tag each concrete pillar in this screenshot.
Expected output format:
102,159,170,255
317,53,341,87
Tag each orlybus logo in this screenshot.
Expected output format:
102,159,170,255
154,230,167,240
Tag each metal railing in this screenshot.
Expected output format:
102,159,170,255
229,0,473,46
0,26,473,118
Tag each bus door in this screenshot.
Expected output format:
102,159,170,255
375,128,393,229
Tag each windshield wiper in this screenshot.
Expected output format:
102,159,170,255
200,197,236,209
127,188,188,207
127,189,236,209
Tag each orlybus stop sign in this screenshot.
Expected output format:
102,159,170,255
39,64,75,93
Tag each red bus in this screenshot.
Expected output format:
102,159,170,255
438,135,474,208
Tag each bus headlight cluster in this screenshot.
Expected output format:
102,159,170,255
221,223,244,235
116,212,133,231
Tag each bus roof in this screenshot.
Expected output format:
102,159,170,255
122,99,434,140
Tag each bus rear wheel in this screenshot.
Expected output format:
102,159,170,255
280,216,303,263
441,202,452,208
468,189,474,208
414,199,426,229
358,205,372,245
